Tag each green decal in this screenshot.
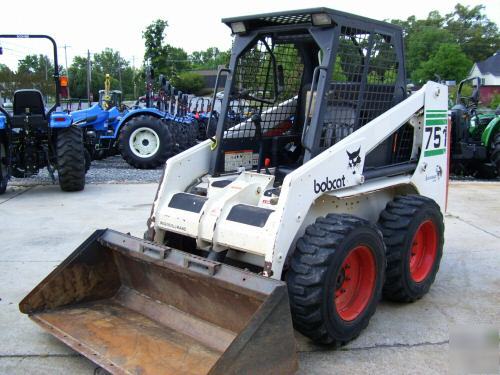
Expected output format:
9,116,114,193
426,113,448,119
424,148,446,157
425,119,448,126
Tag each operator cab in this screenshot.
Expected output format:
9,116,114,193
12,89,47,129
210,8,408,183
99,90,122,110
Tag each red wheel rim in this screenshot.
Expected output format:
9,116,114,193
335,245,376,322
409,220,438,282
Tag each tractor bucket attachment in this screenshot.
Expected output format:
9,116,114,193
19,230,297,375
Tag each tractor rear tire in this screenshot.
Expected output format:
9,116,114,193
119,116,174,169
0,142,8,195
287,214,386,346
0,178,6,195
378,195,444,302
491,132,500,176
56,126,86,192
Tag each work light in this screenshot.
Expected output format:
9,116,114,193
312,13,333,26
230,22,247,34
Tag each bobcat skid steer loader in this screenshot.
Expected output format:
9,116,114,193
20,8,448,374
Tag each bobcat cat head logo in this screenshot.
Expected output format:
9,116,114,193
347,147,362,174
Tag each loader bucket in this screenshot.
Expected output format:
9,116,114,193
19,230,297,374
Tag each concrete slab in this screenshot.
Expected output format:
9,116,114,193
0,182,499,374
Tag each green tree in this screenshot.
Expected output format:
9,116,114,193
405,27,454,74
0,64,16,99
411,43,472,84
391,4,499,80
444,4,500,63
189,47,231,70
171,71,204,94
142,19,190,78
16,54,56,98
68,49,136,101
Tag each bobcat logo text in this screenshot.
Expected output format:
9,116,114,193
314,175,346,193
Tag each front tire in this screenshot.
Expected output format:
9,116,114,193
56,126,86,192
119,116,173,169
378,195,444,302
287,214,386,346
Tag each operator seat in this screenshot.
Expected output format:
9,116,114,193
12,89,47,128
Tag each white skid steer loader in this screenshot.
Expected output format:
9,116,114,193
20,8,448,374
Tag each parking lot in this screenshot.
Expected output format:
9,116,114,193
0,162,498,374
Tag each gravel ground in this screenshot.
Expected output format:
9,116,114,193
9,155,164,186
7,154,500,187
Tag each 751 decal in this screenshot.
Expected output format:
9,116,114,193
423,110,448,157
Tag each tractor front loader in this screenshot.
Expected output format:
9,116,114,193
20,8,448,374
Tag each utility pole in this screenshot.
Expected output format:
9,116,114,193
132,56,137,99
117,52,123,93
86,50,92,105
61,44,71,99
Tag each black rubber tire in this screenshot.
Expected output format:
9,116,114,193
0,177,6,195
491,132,500,176
378,195,444,302
92,149,108,160
56,126,86,192
186,121,198,147
287,214,386,346
84,148,91,173
118,115,174,169
0,142,8,195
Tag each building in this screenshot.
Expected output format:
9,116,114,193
189,66,227,94
468,52,500,106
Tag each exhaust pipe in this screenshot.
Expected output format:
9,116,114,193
19,230,297,374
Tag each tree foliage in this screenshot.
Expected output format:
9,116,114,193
68,49,137,100
171,72,205,94
411,43,472,83
143,19,190,77
391,3,499,83
189,47,231,70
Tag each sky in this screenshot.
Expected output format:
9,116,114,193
0,0,498,70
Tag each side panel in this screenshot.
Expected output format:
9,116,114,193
409,85,449,211
0,115,5,130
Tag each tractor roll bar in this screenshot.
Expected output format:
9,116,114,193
0,34,62,114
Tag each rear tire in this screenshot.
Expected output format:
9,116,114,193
0,142,8,195
56,126,86,192
491,132,500,176
119,116,173,169
287,214,386,346
378,195,444,302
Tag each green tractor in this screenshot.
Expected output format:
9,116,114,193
450,77,500,178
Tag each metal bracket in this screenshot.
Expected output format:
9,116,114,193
183,257,221,276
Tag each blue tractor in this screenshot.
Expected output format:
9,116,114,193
0,34,86,194
73,70,199,169
72,74,128,162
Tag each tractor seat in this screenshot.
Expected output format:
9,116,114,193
13,90,46,117
12,90,47,129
